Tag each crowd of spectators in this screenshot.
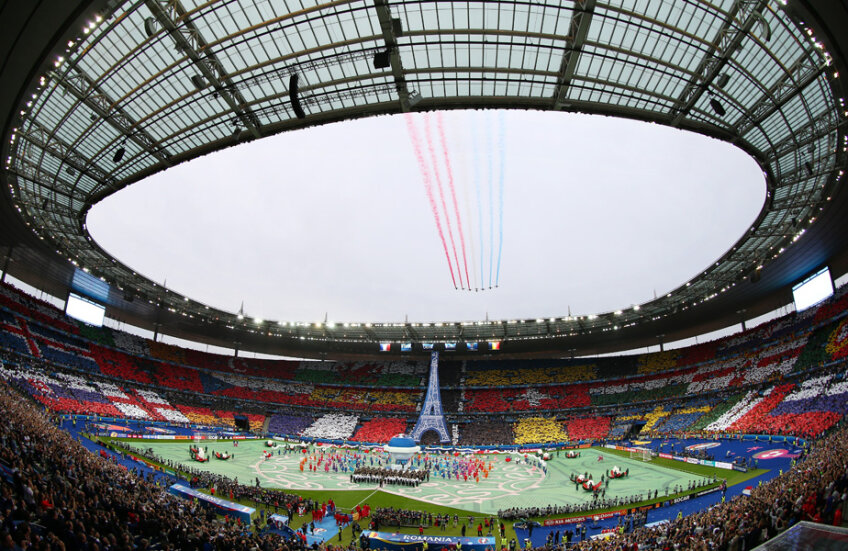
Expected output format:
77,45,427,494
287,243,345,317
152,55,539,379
301,414,359,440
351,418,409,443
497,477,711,523
456,419,515,446
0,382,300,551
570,422,848,550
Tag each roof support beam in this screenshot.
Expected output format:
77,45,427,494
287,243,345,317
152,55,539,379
670,0,768,126
11,158,75,199
48,66,171,167
16,120,115,190
552,0,595,109
732,51,827,137
373,0,411,110
144,0,262,138
765,107,843,162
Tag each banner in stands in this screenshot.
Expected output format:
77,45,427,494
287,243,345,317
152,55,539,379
363,532,496,551
542,510,626,526
168,484,255,525
666,486,722,506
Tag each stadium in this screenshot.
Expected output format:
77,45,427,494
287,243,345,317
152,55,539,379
1,0,848,549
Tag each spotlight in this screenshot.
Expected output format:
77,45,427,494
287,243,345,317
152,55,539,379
112,146,126,163
190,75,206,89
709,97,726,117
715,73,730,88
804,161,813,176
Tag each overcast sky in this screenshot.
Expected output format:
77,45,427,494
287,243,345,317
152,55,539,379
86,109,764,325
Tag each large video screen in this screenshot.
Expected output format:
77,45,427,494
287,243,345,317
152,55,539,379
71,267,110,303
65,292,106,327
792,267,833,312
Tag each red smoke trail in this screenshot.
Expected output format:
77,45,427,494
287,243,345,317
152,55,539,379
436,112,471,291
404,114,458,289
424,113,464,289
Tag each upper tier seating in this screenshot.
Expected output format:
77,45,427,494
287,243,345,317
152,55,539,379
2,279,848,442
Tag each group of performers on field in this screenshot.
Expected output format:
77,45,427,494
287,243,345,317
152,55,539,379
189,445,232,462
570,464,628,492
294,448,502,485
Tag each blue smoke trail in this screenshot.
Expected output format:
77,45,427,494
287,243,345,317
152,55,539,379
495,111,505,287
473,112,485,290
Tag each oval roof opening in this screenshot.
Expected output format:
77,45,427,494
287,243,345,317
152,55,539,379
87,110,764,324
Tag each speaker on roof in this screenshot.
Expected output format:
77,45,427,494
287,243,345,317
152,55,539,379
373,50,391,69
289,73,306,119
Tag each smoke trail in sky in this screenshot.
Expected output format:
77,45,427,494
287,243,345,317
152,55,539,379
405,110,504,292
495,111,505,287
436,112,471,292
423,113,464,289
472,112,485,290
404,114,458,289
456,112,479,291
486,112,494,289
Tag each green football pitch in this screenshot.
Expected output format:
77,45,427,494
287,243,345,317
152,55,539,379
138,440,712,515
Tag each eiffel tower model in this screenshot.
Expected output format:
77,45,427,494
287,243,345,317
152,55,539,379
411,352,451,443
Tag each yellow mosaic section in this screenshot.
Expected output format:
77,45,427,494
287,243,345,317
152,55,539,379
636,350,678,374
465,364,597,386
675,405,712,414
641,407,670,432
513,417,568,444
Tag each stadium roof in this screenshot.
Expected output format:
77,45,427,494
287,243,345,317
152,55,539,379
1,0,848,359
